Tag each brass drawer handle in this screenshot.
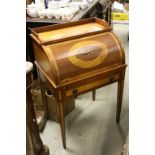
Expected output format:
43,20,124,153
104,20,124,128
72,89,78,98
109,76,115,83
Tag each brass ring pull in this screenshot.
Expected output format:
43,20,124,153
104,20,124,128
109,76,115,83
72,89,78,98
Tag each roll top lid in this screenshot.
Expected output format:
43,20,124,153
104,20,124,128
30,18,125,86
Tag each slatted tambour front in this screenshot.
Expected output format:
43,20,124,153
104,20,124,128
30,18,127,149
45,32,123,84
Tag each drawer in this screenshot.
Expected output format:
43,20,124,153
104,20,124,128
65,74,119,97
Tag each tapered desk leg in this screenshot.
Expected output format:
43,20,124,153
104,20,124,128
92,90,96,101
57,92,66,149
116,79,124,123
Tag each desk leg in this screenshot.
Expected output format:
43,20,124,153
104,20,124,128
92,90,96,101
57,91,66,149
116,79,124,123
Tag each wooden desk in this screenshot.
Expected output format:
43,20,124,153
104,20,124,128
30,18,127,149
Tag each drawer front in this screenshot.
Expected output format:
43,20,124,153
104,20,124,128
65,74,119,97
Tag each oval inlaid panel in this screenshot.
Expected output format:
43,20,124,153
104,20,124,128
75,45,102,61
68,40,108,68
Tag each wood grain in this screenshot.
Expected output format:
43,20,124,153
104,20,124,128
38,23,105,42
30,18,127,149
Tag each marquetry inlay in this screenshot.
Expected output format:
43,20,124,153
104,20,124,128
68,40,108,68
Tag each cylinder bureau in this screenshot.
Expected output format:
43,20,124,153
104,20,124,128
30,18,127,149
